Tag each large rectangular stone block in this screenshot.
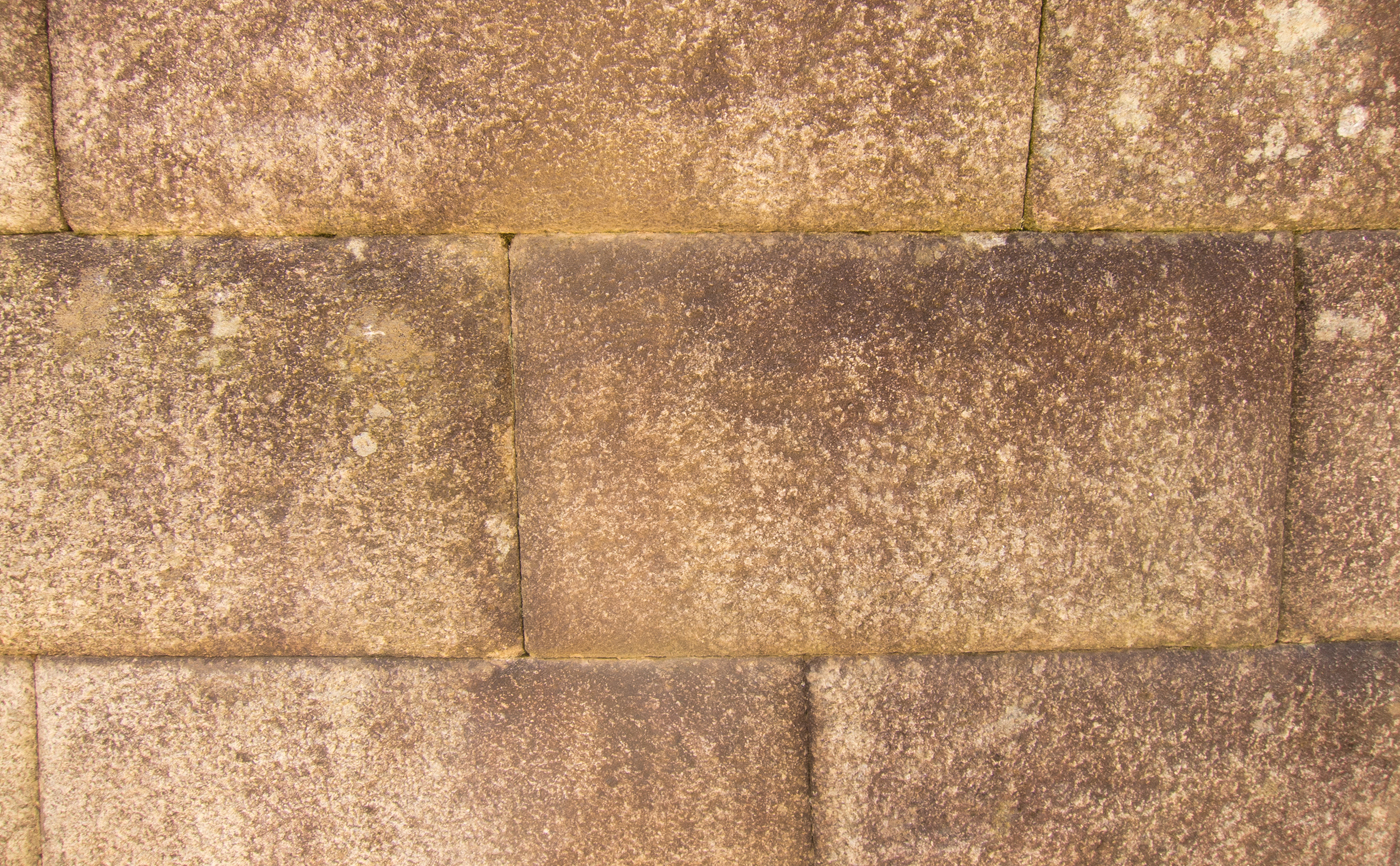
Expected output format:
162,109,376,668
49,0,1039,235
1283,231,1400,641
514,233,1294,657
0,235,519,656
35,657,809,866
1029,0,1400,230
0,0,63,232
810,643,1400,865
0,660,37,866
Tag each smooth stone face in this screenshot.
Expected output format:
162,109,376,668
0,0,63,232
0,660,37,866
1030,0,1400,230
1283,231,1400,641
35,657,809,866
513,233,1294,657
0,235,519,656
810,643,1400,866
49,0,1039,235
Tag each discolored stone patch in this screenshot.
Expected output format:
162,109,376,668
1029,0,1400,230
810,643,1400,866
0,235,519,656
0,0,63,232
1283,231,1400,642
513,233,1294,657
0,660,37,866
35,657,809,866
49,0,1038,235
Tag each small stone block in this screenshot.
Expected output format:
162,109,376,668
49,0,1039,234
513,233,1294,657
0,660,37,866
810,643,1400,865
1030,0,1400,230
0,0,63,232
0,235,519,656
35,657,809,865
1283,231,1400,641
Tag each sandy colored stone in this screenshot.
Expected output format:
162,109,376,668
50,0,1038,235
36,657,809,866
0,235,518,656
810,643,1400,866
0,660,37,866
1282,231,1400,642
0,0,63,232
1029,0,1400,230
514,233,1294,657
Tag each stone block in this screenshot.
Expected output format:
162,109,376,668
810,643,1400,865
35,657,809,865
1029,0,1400,230
513,233,1294,657
50,0,1039,235
0,660,37,866
0,0,63,232
1283,231,1400,641
0,235,519,656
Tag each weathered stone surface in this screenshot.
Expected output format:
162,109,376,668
514,233,1294,657
0,0,63,232
0,660,37,866
810,643,1400,866
1029,0,1400,230
36,657,809,865
0,235,519,656
1283,231,1400,642
50,0,1038,235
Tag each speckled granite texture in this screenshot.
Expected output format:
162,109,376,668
811,643,1400,865
48,0,1039,235
514,232,1294,657
0,0,63,233
1284,231,1400,642
35,657,809,866
0,660,37,866
1030,0,1400,230
0,235,519,656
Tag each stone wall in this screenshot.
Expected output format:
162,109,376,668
2,0,1398,863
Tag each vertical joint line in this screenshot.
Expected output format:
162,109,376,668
41,0,72,232
800,659,818,865
1277,231,1309,644
1021,0,1051,231
503,233,528,657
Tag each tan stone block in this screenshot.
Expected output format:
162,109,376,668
35,657,809,865
514,233,1294,657
50,0,1038,235
0,660,37,866
1029,0,1400,230
0,0,63,232
1283,231,1400,641
810,643,1400,866
0,235,518,656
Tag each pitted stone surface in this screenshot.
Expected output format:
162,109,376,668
50,0,1038,235
1283,231,1400,642
810,643,1400,866
1029,0,1400,230
0,0,63,232
513,233,1294,657
0,660,37,866
0,235,519,656
36,657,809,866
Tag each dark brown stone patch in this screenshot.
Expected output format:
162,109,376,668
0,659,38,866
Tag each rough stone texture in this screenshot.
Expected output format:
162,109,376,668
35,657,809,866
0,660,37,866
49,0,1038,235
0,0,64,232
0,235,519,656
1283,231,1400,642
514,233,1294,657
810,643,1400,866
1029,0,1400,230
